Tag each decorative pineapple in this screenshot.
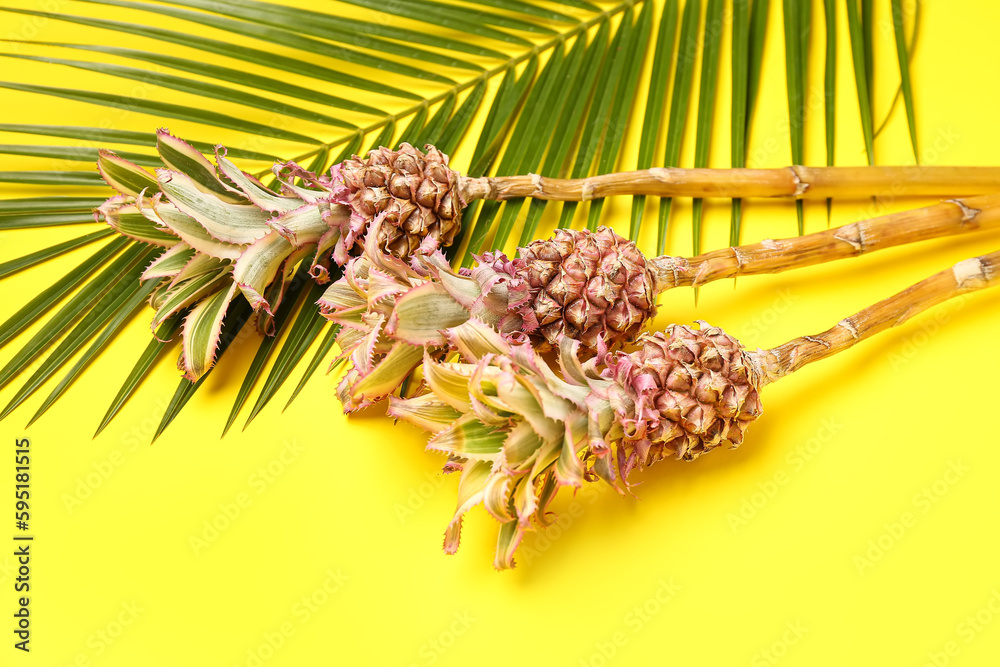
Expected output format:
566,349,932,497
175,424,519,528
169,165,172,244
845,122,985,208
96,133,464,381
338,143,464,259
388,248,1000,569
519,227,658,349
387,318,765,570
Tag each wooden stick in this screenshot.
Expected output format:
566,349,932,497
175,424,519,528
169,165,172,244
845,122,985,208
460,166,1000,201
749,249,1000,386
648,194,1000,290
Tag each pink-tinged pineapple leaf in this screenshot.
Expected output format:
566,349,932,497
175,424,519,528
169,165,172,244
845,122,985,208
444,318,510,362
442,460,492,555
141,243,195,281
181,281,240,381
231,232,294,314
483,473,515,523
103,202,180,248
170,253,229,287
156,168,272,245
268,201,340,247
385,281,471,347
502,421,545,468
387,394,462,435
214,148,302,213
494,520,525,571
143,197,242,260
317,278,367,325
97,150,160,198
346,342,424,409
155,130,243,204
151,270,230,332
422,355,475,413
555,423,586,488
427,413,505,461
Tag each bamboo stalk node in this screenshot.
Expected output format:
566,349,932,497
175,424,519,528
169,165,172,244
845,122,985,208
530,172,543,196
838,319,861,339
946,198,982,224
788,166,809,196
833,223,865,253
953,257,988,288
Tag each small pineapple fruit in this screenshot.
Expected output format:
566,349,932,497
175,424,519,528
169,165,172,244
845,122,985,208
387,319,764,569
338,143,464,260
518,227,658,349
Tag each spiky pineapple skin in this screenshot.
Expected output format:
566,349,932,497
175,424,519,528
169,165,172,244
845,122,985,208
605,324,763,465
518,227,657,350
339,143,462,260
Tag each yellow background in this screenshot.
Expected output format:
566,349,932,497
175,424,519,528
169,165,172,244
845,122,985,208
2,0,1000,665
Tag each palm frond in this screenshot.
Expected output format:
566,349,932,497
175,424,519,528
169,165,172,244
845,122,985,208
0,0,920,438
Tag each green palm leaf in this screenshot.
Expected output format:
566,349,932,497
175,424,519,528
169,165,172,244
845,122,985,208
0,0,916,439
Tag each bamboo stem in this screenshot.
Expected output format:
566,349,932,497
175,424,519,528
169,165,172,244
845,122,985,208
749,249,1000,386
461,166,1000,201
648,194,1000,290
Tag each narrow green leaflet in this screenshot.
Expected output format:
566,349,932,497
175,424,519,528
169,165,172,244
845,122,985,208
365,123,397,156
459,56,540,266
0,212,100,231
244,281,331,428
874,0,920,137
68,1,460,84
0,81,319,145
730,0,751,247
415,94,457,149
486,43,567,252
4,52,359,130
95,316,181,437
690,0,724,256
891,0,919,162
823,0,836,224
68,0,428,97
747,0,770,119
27,275,161,426
862,0,874,110
846,0,875,164
517,31,593,246
0,171,105,187
630,0,679,242
656,0,700,255
0,237,130,348
335,0,538,43
0,124,279,162
558,12,631,232
151,0,506,60
223,270,311,436
0,143,157,167
284,323,340,411
588,2,653,232
437,82,488,157
0,197,106,214
0,229,113,280
782,0,807,235
0,246,156,420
